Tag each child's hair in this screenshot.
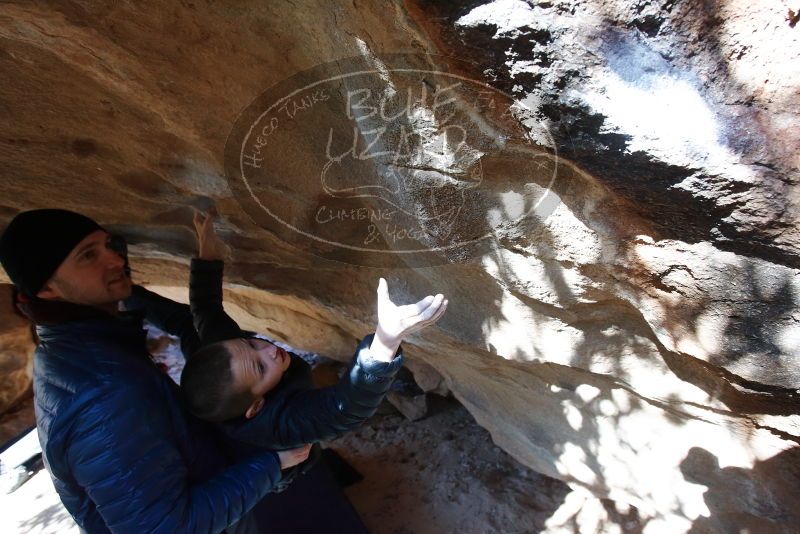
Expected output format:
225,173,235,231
180,340,256,422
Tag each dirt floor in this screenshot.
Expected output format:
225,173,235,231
327,395,573,534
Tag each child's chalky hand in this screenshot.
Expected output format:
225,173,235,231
374,277,448,350
193,207,229,261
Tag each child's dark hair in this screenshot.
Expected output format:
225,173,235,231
180,340,255,422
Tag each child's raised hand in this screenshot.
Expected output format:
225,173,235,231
374,278,448,356
193,207,228,261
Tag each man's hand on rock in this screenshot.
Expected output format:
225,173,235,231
370,278,448,362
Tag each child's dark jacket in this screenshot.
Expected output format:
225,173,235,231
125,259,404,451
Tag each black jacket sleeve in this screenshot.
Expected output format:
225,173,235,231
190,258,243,344
123,258,244,357
123,284,200,358
221,333,404,449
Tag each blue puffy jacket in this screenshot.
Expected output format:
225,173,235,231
33,311,282,533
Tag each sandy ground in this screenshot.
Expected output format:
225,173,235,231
1,469,80,534
328,396,573,534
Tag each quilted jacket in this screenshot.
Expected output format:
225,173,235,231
33,310,282,533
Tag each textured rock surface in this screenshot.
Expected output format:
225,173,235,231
0,1,798,531
0,284,35,445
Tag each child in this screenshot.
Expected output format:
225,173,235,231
126,208,447,466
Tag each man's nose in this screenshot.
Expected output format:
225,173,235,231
102,246,126,268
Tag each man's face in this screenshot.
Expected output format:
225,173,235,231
226,337,291,399
37,230,133,306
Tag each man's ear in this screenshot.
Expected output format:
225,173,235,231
244,397,265,419
36,280,62,300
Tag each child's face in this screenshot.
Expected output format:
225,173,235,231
225,337,292,399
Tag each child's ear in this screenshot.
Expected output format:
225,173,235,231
244,397,265,419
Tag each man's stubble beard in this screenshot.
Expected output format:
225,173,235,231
51,275,133,309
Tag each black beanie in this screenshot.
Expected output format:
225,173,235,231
0,209,103,297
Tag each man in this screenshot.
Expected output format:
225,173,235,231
0,209,309,533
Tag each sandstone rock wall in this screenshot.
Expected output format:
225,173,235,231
0,284,36,444
0,1,797,531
